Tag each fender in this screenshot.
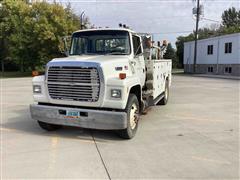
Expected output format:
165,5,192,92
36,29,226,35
103,76,142,109
32,75,49,103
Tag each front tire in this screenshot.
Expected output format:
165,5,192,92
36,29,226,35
118,94,140,139
38,121,62,131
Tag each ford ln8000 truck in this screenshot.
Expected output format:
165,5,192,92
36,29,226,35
30,28,172,139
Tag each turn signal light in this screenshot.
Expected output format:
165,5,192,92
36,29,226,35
119,73,126,80
32,70,39,77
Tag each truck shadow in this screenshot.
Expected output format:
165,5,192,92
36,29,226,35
2,107,125,142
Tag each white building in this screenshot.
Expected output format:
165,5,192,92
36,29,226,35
184,33,240,76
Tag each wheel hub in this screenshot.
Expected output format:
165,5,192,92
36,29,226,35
130,103,138,129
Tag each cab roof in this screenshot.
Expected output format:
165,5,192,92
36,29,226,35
73,28,136,34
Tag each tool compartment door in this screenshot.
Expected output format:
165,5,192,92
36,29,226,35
152,60,171,99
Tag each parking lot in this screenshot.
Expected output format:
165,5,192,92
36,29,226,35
1,75,239,179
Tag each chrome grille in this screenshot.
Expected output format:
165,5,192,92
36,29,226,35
47,66,100,102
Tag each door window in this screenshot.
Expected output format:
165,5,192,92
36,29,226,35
132,35,142,55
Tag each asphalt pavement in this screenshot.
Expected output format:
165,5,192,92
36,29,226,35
1,75,239,179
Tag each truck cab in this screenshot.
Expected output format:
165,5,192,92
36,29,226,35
30,28,172,139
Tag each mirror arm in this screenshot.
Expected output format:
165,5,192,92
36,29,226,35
63,36,70,57
134,51,144,58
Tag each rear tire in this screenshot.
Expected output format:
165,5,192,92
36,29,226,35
158,79,169,105
38,121,62,131
118,94,140,139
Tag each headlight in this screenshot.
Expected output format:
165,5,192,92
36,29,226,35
111,89,121,98
33,85,41,93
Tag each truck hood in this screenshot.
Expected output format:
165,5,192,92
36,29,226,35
49,55,131,65
47,55,133,79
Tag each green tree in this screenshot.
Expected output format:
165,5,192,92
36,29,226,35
175,34,195,68
0,0,88,72
163,43,178,68
222,7,240,28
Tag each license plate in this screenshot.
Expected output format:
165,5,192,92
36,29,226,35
65,110,80,118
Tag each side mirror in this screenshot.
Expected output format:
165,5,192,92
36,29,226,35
60,49,69,57
64,50,69,57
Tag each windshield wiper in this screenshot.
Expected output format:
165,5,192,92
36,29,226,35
105,52,128,55
73,52,92,55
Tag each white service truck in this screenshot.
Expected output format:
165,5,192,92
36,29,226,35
30,28,172,139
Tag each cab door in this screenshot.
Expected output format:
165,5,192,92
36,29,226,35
132,35,146,86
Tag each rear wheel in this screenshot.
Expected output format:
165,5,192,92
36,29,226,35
38,121,62,131
118,94,140,139
158,79,169,105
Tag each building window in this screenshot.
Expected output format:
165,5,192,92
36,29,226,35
207,45,213,55
208,66,213,73
225,67,232,74
225,42,232,54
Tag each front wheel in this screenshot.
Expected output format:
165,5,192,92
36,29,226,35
38,121,62,131
118,94,140,139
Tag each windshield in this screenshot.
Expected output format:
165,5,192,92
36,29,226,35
70,30,131,55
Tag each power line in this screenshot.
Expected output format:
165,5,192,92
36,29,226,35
201,17,221,23
145,31,193,34
94,16,194,20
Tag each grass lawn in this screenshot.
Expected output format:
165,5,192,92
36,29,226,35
172,69,184,74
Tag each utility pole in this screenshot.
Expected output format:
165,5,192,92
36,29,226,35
193,0,200,73
0,2,4,76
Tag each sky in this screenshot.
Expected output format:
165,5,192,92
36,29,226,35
50,0,239,47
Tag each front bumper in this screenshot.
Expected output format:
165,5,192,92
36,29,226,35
30,104,127,130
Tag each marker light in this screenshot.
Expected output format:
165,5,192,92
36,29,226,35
32,70,39,77
119,73,126,80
